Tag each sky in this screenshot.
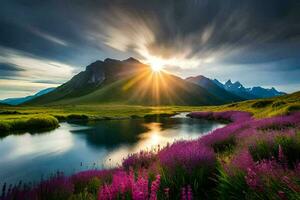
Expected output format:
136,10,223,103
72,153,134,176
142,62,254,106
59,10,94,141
0,0,300,99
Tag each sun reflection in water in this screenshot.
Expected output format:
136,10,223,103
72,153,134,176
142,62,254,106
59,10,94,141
104,122,168,167
103,122,186,167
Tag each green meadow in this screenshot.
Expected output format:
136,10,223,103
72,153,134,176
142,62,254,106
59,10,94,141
1,91,299,134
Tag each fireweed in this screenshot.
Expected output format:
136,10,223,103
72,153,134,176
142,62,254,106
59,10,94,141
158,140,216,198
1,111,300,200
123,151,157,170
98,170,161,200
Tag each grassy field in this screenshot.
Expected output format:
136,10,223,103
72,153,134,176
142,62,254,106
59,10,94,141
0,91,299,133
198,91,300,118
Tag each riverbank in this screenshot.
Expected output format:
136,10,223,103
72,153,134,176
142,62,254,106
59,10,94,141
0,105,182,134
0,91,299,134
1,111,300,199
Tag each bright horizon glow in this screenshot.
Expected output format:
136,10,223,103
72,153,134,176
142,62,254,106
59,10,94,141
147,58,164,72
151,63,163,72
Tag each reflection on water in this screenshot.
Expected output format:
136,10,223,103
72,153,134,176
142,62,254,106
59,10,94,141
0,114,224,186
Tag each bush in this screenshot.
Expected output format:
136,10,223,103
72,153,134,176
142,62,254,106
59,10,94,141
71,170,113,195
248,134,300,168
275,134,300,168
26,116,59,130
287,105,300,113
227,103,237,108
130,115,140,119
67,114,89,121
72,177,101,198
53,115,67,121
248,140,277,161
212,136,236,153
0,110,21,114
0,121,11,132
251,100,273,108
272,101,286,108
0,116,59,133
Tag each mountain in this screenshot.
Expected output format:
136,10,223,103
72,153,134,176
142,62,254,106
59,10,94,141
223,80,258,99
247,87,286,98
185,75,244,102
212,79,286,99
0,87,55,105
26,58,149,105
26,58,242,106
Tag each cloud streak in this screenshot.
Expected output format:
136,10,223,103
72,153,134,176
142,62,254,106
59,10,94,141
0,0,299,97
0,46,74,98
29,27,68,47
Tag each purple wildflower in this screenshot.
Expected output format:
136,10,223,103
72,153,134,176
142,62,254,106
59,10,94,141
158,140,216,173
122,151,157,170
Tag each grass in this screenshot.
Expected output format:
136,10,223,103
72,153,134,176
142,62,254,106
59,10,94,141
0,91,299,134
0,115,59,135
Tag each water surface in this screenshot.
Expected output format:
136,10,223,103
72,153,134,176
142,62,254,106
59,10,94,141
0,114,224,186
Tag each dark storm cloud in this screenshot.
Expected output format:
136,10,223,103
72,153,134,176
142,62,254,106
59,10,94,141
1,0,299,63
0,63,24,79
0,63,24,72
0,0,300,96
93,0,300,60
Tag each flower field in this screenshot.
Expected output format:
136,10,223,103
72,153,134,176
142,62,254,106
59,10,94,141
1,111,300,200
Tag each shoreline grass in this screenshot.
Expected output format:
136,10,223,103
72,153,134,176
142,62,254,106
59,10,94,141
0,115,59,135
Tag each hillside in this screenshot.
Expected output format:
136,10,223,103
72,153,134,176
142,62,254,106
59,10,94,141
26,58,148,105
199,91,300,118
26,58,242,106
39,71,232,106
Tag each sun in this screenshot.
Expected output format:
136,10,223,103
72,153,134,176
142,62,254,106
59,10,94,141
151,63,163,72
148,59,164,72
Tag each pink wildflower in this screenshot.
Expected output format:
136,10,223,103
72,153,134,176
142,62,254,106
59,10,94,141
149,175,161,200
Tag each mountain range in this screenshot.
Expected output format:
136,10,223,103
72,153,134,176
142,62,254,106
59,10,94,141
186,76,285,100
26,58,240,106
0,87,55,105
1,57,286,106
213,79,286,99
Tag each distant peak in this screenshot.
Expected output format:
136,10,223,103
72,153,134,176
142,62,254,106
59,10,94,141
195,75,207,79
234,81,242,86
186,75,206,80
225,79,232,85
123,57,140,63
104,58,119,63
